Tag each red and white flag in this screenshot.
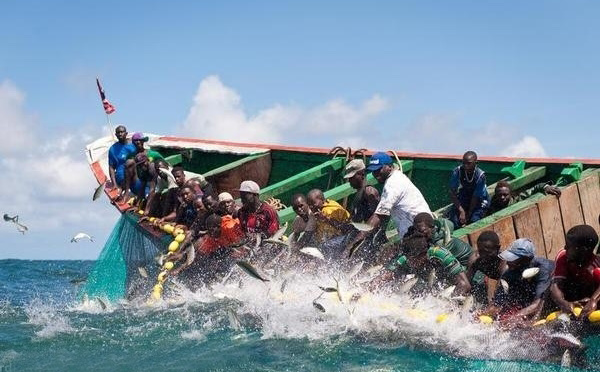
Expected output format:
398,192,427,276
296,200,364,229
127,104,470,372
96,77,116,115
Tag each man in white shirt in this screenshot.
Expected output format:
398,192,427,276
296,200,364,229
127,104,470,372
346,152,431,258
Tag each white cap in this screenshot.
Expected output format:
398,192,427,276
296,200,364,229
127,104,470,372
218,192,234,202
238,180,260,194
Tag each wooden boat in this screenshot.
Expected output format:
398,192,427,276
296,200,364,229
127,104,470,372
85,134,600,299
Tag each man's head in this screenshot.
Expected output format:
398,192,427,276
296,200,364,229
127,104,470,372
307,189,325,213
565,224,599,265
367,152,394,184
494,181,512,208
462,151,478,174
344,159,366,189
476,230,501,261
403,235,430,269
205,213,223,238
193,195,206,214
172,166,186,187
291,193,310,220
179,186,195,204
218,192,235,215
115,125,127,143
202,193,219,214
185,178,203,195
412,212,435,240
499,238,535,270
238,180,260,207
131,132,148,151
134,153,149,168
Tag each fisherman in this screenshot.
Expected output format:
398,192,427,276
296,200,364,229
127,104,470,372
237,180,280,238
406,212,473,268
486,180,562,216
481,238,554,327
289,193,317,248
128,153,158,213
550,224,600,319
107,125,136,200
370,235,471,295
307,189,352,243
449,151,490,228
155,166,188,222
465,231,507,304
186,176,214,198
218,192,240,218
344,159,380,223
145,159,178,217
346,152,431,258
172,213,245,286
158,186,196,226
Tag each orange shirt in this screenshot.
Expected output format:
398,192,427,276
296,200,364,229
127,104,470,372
195,215,245,255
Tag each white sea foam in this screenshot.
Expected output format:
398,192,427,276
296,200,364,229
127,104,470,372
24,299,74,339
181,329,207,342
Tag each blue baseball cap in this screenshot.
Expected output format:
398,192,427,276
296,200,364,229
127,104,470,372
498,238,535,261
367,152,393,172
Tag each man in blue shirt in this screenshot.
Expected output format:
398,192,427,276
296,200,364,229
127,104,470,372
108,125,136,199
449,151,490,228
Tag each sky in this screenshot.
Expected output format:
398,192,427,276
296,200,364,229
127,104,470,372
1,1,599,259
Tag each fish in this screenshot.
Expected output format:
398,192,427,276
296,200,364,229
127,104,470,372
561,349,571,368
522,267,540,279
440,285,456,299
184,244,196,266
551,332,583,349
334,278,343,303
461,295,475,312
227,309,243,331
366,265,383,277
271,222,288,241
15,222,28,234
500,279,509,294
70,232,94,243
236,261,270,282
350,222,374,232
137,267,148,279
3,214,18,222
96,297,107,310
299,247,325,261
280,279,289,294
312,301,326,313
318,286,338,293
427,269,437,288
348,239,365,258
70,277,87,285
92,181,106,201
346,261,364,281
400,277,419,293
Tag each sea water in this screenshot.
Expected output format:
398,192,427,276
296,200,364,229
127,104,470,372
0,259,598,372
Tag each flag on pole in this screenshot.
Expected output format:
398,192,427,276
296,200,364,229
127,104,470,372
96,77,116,114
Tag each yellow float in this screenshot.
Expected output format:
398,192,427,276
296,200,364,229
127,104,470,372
545,311,561,322
478,315,493,324
168,241,180,252
175,234,186,243
588,310,600,323
436,313,449,323
163,261,174,270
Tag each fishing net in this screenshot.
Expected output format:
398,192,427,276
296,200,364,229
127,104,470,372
80,214,165,302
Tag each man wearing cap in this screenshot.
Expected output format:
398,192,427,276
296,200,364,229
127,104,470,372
551,225,600,319
238,180,280,238
344,159,380,223
108,125,136,199
218,192,240,218
483,238,554,326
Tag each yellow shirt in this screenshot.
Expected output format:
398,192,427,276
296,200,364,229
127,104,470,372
315,199,351,243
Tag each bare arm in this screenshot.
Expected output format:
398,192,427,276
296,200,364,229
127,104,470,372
454,272,472,295
550,280,573,314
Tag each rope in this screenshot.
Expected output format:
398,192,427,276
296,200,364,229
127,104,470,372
265,197,287,211
388,150,403,173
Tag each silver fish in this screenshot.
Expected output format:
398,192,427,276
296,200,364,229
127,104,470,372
299,247,325,261
427,269,437,288
346,261,364,281
236,261,270,282
400,277,418,293
561,349,571,368
92,181,106,201
348,239,365,258
96,297,107,310
334,278,343,303
70,277,87,285
137,267,148,279
440,285,456,299
318,286,338,293
350,222,374,232
461,295,475,312
522,267,540,279
551,332,583,348
500,279,509,294
184,244,196,266
227,309,243,331
312,301,326,313
280,278,289,294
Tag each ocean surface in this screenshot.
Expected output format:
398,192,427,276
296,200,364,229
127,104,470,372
1,259,599,372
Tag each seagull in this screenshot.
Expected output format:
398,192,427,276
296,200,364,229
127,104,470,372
3,214,18,222
71,232,94,243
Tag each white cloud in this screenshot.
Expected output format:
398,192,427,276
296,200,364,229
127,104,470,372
0,80,37,155
500,135,548,158
180,75,388,145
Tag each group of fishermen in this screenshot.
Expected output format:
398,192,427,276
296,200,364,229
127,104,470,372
107,126,600,330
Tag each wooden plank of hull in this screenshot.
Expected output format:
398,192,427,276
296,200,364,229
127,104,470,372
205,153,272,198
559,183,584,233
577,171,600,233
536,195,565,260
513,205,546,258
467,216,516,251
